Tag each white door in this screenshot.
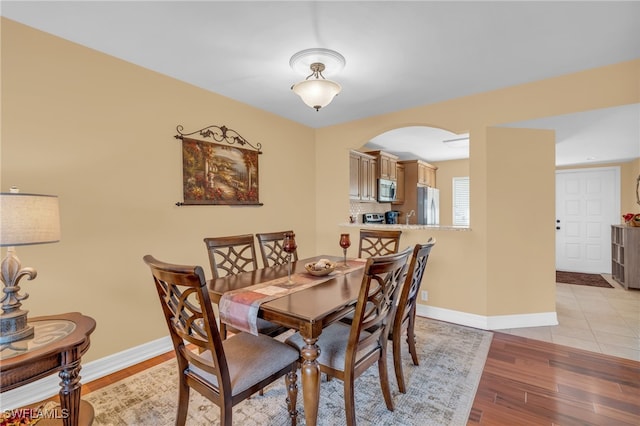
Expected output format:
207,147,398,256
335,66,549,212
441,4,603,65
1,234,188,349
556,167,619,273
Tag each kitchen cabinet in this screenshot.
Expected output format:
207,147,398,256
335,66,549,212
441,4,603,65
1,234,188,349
392,162,405,205
611,225,640,289
349,150,377,202
418,161,437,187
349,153,360,199
399,159,438,188
365,150,398,181
395,160,437,223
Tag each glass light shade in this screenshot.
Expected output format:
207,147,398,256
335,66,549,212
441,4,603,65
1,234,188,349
291,78,342,111
0,193,61,247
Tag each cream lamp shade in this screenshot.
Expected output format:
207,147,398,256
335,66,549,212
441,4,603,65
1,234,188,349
0,193,61,246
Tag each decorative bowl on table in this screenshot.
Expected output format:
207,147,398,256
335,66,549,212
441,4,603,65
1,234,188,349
304,259,336,276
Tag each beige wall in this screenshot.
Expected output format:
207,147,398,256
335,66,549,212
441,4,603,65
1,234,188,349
2,19,639,362
324,59,639,318
1,19,316,361
484,127,556,314
620,159,640,216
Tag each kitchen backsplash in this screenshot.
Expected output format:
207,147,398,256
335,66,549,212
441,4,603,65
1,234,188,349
349,201,392,223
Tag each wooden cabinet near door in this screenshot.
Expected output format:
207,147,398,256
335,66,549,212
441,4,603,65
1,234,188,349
611,225,640,289
349,150,377,202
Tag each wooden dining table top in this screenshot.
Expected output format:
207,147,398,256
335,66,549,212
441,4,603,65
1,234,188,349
207,255,366,337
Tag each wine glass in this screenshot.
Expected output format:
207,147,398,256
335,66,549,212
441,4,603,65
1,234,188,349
283,232,297,283
339,233,351,266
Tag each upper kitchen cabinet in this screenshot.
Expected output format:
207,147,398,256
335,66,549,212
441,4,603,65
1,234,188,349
349,150,377,202
365,150,399,181
400,159,437,187
392,162,405,205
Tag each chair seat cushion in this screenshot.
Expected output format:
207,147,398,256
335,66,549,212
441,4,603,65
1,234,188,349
189,332,299,396
285,323,375,372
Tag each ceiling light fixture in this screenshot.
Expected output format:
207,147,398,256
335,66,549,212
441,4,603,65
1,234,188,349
290,48,345,111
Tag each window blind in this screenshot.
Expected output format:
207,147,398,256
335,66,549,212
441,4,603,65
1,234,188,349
452,177,470,226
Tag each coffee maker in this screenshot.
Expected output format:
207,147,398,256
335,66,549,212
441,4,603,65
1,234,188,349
384,210,400,224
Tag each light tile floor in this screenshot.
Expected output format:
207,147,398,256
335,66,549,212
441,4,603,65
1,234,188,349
499,275,640,361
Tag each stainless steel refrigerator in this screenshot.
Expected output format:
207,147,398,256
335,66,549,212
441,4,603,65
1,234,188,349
417,186,440,225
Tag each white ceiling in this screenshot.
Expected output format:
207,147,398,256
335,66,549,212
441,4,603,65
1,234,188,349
2,1,639,166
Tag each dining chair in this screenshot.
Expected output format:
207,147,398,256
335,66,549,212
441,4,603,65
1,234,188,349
203,235,288,339
143,255,299,426
358,229,402,258
285,247,412,426
391,238,436,393
256,230,299,267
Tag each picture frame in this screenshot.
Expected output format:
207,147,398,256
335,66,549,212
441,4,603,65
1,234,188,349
175,125,263,206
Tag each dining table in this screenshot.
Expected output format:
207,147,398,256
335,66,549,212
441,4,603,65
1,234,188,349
207,254,367,426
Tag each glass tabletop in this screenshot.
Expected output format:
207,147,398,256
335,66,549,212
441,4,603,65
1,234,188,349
0,319,76,360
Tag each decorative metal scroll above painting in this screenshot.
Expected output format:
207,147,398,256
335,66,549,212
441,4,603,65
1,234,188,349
174,125,263,206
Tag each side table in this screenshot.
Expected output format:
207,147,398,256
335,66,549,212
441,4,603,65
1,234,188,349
1,312,96,426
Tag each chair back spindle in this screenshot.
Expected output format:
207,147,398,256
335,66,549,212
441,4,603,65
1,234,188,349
204,234,258,279
256,230,299,267
358,229,402,257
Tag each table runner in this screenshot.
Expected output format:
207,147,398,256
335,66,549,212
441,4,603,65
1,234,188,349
219,259,366,335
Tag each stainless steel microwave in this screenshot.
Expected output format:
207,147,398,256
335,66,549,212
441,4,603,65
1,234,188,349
377,178,396,202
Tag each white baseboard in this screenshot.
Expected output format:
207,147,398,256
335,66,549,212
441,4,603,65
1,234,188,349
416,304,558,330
1,336,173,411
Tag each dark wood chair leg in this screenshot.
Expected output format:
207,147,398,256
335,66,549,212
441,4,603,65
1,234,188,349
221,399,233,426
378,349,395,411
286,369,298,426
176,377,190,426
344,376,357,426
393,329,407,394
407,316,419,366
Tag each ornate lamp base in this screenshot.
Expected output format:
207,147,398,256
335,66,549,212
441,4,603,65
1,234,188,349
1,247,37,344
0,308,34,343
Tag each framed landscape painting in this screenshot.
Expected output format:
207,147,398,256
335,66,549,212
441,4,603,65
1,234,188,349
181,137,260,205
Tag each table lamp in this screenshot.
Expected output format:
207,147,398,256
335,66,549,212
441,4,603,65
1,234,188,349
0,187,61,343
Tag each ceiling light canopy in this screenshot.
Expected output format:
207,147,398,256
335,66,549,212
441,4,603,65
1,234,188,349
290,48,345,111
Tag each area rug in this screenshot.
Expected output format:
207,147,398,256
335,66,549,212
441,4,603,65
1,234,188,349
85,318,492,426
556,270,613,288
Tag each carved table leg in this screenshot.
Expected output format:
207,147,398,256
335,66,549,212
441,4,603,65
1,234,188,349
300,336,321,426
58,360,82,426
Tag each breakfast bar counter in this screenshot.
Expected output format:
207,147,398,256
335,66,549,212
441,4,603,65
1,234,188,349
339,223,471,231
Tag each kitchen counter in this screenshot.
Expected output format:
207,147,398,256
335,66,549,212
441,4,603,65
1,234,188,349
340,223,471,231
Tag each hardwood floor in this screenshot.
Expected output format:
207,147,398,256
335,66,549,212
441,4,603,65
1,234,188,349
37,351,176,404
469,332,640,425
38,332,640,425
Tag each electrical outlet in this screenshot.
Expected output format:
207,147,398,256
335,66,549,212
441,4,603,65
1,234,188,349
421,290,428,301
